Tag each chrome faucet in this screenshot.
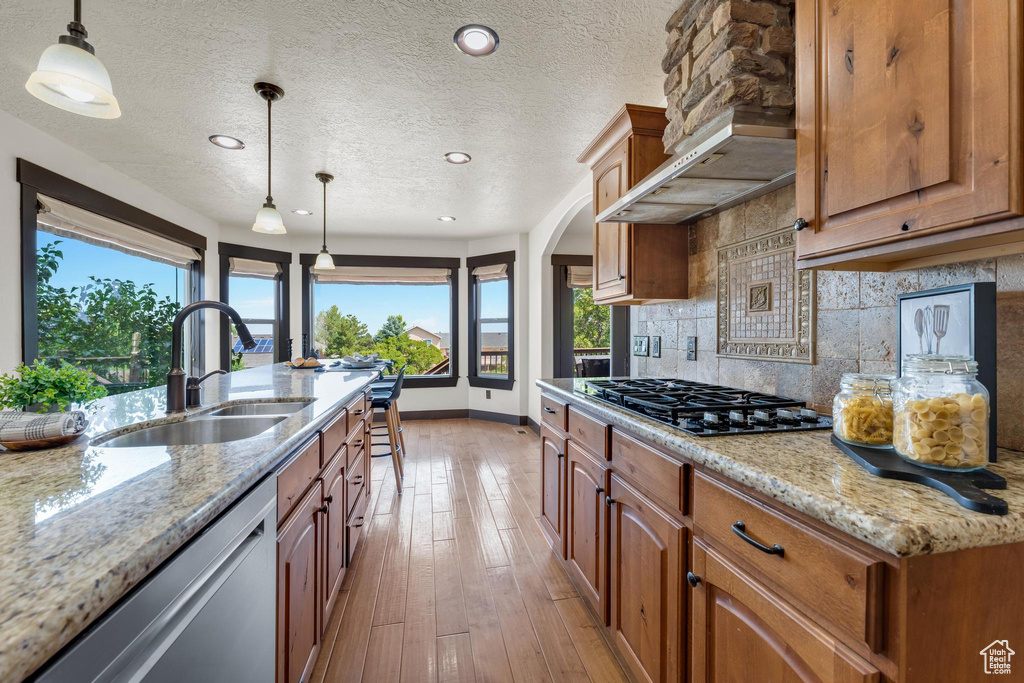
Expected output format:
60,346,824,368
167,301,256,413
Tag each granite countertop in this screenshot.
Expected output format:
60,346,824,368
0,363,379,682
538,378,1024,558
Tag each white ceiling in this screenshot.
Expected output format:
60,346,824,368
0,0,675,239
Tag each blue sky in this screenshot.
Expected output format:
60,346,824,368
39,232,508,339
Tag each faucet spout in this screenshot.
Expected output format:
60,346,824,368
167,300,256,413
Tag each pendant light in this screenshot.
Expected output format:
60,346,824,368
313,172,336,270
25,0,121,119
252,82,287,235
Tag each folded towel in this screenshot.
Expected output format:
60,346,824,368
0,410,86,442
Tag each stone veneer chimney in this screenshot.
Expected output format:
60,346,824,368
661,0,796,153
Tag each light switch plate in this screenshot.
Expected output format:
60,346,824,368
651,336,661,358
686,336,697,361
633,335,649,356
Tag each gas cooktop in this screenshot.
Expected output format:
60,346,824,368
576,378,832,437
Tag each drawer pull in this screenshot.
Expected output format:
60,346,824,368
686,572,701,588
557,451,564,459
543,406,556,414
605,495,615,506
318,504,329,515
351,516,365,528
595,486,604,494
352,475,364,484
353,409,364,415
324,494,334,504
793,217,808,231
732,520,785,557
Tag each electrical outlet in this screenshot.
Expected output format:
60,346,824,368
633,335,649,356
651,336,661,358
486,390,491,399
686,336,697,361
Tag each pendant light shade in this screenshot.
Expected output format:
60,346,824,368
313,172,335,271
25,0,120,119
252,82,286,235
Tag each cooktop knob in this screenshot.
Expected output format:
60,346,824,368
728,410,746,425
752,409,772,423
776,409,798,423
702,412,721,425
799,407,819,422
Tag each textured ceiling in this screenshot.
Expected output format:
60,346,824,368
0,0,675,239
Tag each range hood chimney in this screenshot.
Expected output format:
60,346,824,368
594,109,794,225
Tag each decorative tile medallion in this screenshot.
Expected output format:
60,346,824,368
717,227,815,363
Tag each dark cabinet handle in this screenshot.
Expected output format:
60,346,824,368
353,409,364,415
351,516,365,528
324,495,334,504
605,496,615,506
353,439,364,447
793,217,808,232
732,521,784,557
595,486,604,494
557,451,564,459
318,504,329,515
617,274,625,280
352,475,364,484
686,572,701,588
543,406,556,414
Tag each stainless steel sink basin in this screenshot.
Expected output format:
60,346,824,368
98,416,287,448
208,400,313,417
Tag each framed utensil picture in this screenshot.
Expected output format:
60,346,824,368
896,282,997,462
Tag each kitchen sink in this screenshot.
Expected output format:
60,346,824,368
97,416,287,448
208,400,313,417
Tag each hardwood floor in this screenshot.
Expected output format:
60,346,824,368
311,418,629,683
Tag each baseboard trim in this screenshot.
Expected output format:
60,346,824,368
526,417,541,435
372,408,528,426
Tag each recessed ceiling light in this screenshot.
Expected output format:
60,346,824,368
208,134,244,149
292,209,313,215
453,24,498,57
444,152,472,164
438,215,456,222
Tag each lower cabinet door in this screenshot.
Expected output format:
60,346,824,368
346,486,369,564
277,481,324,683
322,451,347,631
690,538,880,683
608,474,685,683
539,425,567,557
566,441,608,623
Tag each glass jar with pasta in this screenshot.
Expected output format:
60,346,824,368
833,374,895,448
892,355,990,471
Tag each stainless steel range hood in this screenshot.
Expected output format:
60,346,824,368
594,109,795,225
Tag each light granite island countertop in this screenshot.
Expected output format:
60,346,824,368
0,363,380,682
538,378,1024,558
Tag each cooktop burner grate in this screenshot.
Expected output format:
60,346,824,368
577,378,833,437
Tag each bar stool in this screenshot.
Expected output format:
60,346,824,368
370,365,406,493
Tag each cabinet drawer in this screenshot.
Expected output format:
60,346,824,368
567,407,609,459
610,429,687,515
320,409,348,468
345,393,368,438
277,435,321,524
346,488,369,565
346,449,366,517
344,421,367,468
694,472,885,651
540,394,567,431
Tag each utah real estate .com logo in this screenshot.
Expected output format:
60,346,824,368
980,640,1015,675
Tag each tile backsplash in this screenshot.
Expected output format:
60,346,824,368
630,185,1024,451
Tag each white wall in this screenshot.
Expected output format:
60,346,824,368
525,173,593,425
0,110,223,375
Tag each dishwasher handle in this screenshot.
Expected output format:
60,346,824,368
98,502,272,683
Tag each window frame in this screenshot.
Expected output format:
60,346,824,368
218,242,292,370
18,159,206,377
300,253,461,389
468,250,515,390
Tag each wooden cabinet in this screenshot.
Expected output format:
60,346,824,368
539,425,567,556
321,449,347,631
794,0,1024,270
565,441,608,623
608,474,685,683
578,104,688,304
690,539,879,683
276,481,324,683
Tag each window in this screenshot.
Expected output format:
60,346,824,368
26,191,201,395
219,244,291,371
302,255,460,388
468,251,515,390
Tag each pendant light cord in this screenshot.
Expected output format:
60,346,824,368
322,179,328,249
74,0,81,23
266,97,273,204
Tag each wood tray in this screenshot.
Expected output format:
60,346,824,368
832,435,1007,515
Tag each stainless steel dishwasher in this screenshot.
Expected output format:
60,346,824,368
35,476,277,683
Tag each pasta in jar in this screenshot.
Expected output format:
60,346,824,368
832,374,894,448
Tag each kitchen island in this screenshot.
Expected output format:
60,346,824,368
0,363,379,682
537,377,1024,683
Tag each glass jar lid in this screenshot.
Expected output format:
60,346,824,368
839,373,895,392
903,354,978,375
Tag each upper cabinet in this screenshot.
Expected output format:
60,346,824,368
579,105,689,304
794,0,1024,270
